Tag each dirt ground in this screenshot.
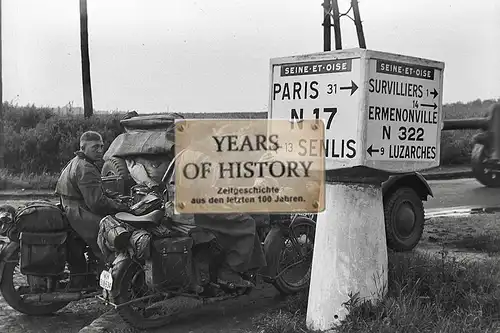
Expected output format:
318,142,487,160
418,213,500,262
0,198,499,332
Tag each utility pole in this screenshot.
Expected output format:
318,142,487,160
80,0,93,118
0,0,4,169
351,0,366,49
331,0,342,50
322,0,367,51
322,0,332,51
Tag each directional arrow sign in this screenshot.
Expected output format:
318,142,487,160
269,55,362,171
365,54,443,172
430,88,438,99
339,80,358,96
366,144,380,157
421,102,437,110
269,49,444,173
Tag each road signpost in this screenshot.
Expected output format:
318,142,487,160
268,48,445,331
269,48,444,172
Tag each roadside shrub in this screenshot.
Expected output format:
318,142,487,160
3,103,55,132
4,104,125,174
439,98,499,165
440,130,479,165
2,98,500,175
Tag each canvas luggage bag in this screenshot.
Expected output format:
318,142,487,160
9,201,69,241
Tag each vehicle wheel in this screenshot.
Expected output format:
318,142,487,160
384,187,424,252
102,157,136,194
273,217,315,295
0,247,69,315
114,262,181,330
471,144,500,188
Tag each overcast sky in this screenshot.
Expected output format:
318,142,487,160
3,0,499,113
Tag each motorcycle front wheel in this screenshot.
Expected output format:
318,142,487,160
114,261,200,330
273,217,316,295
0,244,69,315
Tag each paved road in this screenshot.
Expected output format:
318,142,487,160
5,178,499,213
425,178,500,210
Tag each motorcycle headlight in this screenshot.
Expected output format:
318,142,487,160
0,211,13,224
0,210,15,237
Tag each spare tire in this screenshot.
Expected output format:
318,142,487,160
384,187,424,252
102,157,136,195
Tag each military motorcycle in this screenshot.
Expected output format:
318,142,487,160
97,156,316,330
0,201,106,315
0,167,314,328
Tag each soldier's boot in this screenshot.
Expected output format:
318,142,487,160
217,264,254,288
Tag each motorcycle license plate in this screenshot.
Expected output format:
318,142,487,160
99,270,113,291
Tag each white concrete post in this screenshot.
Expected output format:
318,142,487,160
306,181,388,331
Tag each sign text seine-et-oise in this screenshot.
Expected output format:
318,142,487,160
268,48,445,173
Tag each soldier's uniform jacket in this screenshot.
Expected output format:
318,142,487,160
55,151,128,257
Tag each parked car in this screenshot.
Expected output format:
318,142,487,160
101,114,432,252
380,172,431,251
292,172,431,252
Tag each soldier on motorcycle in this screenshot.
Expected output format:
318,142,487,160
55,131,130,287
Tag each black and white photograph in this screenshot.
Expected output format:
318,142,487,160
0,0,499,332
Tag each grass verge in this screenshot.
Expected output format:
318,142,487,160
424,214,500,257
447,233,500,254
247,251,500,333
0,169,59,191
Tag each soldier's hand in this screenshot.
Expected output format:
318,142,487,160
115,200,131,213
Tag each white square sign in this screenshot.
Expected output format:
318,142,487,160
268,50,363,171
268,48,445,173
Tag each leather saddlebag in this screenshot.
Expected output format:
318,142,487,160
146,237,194,288
20,231,68,276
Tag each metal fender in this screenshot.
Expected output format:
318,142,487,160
260,216,316,281
289,215,317,227
0,242,20,284
261,225,285,280
382,172,433,200
107,253,136,299
413,172,433,198
292,213,317,223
